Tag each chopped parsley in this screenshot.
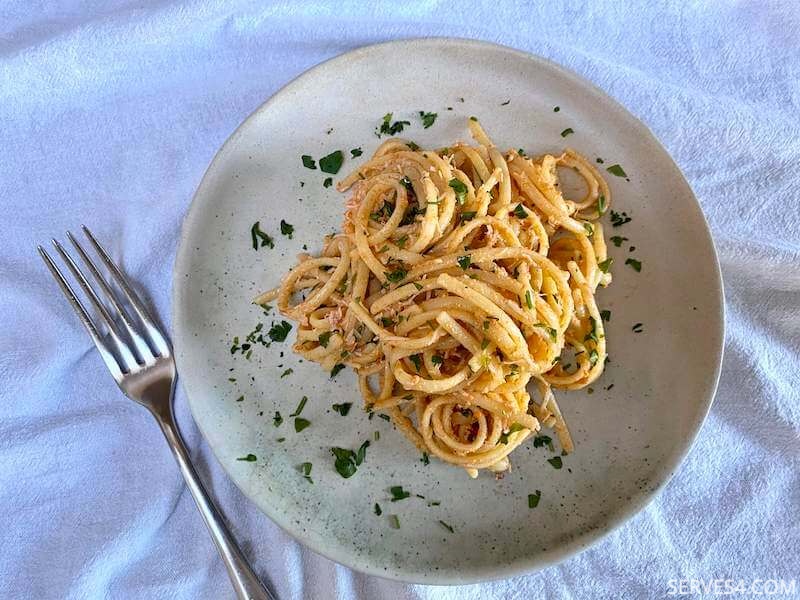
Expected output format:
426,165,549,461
376,113,410,137
290,396,307,417
525,290,534,309
318,331,332,347
332,402,352,416
460,211,477,222
250,222,274,250
457,255,471,270
528,490,541,508
237,454,257,462
513,203,529,219
390,485,411,501
385,267,407,283
330,363,346,378
294,418,311,433
273,411,283,427
449,178,468,204
406,141,420,151
610,235,628,247
319,150,344,174
584,222,594,237
419,111,438,128
597,194,607,216
600,309,611,322
548,456,563,469
350,147,363,157
553,106,560,112
535,322,557,342
625,258,642,272
501,99,510,106
533,435,555,452
598,258,613,273
300,462,313,484
301,155,316,169
584,316,599,343
421,452,430,465
431,355,443,366
560,127,574,137
374,503,382,516
280,368,293,378
632,322,644,333
469,116,478,122
438,520,455,533
323,177,333,188
610,210,632,227
588,349,599,365
606,164,628,178
268,321,292,342
409,354,422,372
331,440,370,478
499,423,525,444
235,395,244,402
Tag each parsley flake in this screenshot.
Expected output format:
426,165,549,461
528,490,541,508
419,111,438,128
449,178,468,204
250,222,274,250
560,127,574,137
301,155,316,169
330,363,346,378
457,255,471,270
332,402,352,416
625,258,642,272
237,454,257,462
606,164,628,178
294,418,311,433
548,456,563,469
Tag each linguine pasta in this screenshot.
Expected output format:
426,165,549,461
256,119,612,477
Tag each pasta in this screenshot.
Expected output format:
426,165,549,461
255,118,612,477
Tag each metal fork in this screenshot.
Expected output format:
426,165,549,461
39,226,274,600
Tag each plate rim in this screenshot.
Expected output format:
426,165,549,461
172,36,725,584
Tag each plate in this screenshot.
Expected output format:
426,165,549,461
172,38,724,584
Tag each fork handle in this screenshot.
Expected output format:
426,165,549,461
152,404,276,600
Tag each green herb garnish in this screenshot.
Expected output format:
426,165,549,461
318,331,332,347
525,290,534,309
350,147,363,157
301,155,316,169
319,150,344,174
421,453,430,465
499,423,525,444
250,222,274,250
419,111,437,128
409,354,422,372
290,396,307,417
376,113,410,137
389,515,400,529
632,322,644,333
280,368,293,378
584,222,594,237
597,194,607,216
548,456,563,469
600,309,611,322
513,203,529,219
460,211,477,222
457,255,471,270
625,258,642,272
448,178,468,204
560,128,574,137
610,235,628,247
268,320,292,342
330,363,346,378
535,322,557,342
374,503,382,516
237,454,257,462
294,418,310,433
528,490,541,508
553,106,560,112
431,355,443,366
390,486,411,501
584,316,599,343
438,520,454,533
323,177,333,188
610,210,632,227
606,164,627,178
300,462,313,483
332,402,352,416
598,258,613,273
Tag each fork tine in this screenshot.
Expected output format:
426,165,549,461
38,245,125,381
66,231,155,365
51,238,140,373
81,226,170,357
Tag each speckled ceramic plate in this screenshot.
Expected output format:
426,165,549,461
172,38,724,584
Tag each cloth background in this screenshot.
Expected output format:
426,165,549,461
1,1,799,598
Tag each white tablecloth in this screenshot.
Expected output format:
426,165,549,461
2,2,799,598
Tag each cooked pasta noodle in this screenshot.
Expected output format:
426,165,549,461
256,119,612,477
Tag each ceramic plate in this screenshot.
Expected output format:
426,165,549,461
172,38,724,584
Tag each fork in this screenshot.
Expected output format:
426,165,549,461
39,226,275,600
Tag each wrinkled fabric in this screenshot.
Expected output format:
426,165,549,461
1,2,799,599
